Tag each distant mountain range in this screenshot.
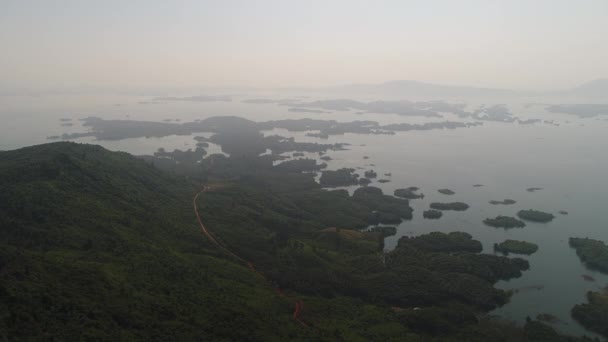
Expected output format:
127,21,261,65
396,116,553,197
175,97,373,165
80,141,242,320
318,80,517,98
558,79,608,98
281,79,608,100
1,79,605,100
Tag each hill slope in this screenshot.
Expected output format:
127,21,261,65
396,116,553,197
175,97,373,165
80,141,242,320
0,142,303,341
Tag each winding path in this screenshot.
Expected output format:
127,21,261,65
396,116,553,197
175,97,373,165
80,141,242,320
193,186,308,328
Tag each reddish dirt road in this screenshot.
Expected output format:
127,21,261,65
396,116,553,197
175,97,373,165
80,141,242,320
193,186,308,327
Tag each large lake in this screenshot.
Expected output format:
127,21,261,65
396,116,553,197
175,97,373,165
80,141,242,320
1,93,607,338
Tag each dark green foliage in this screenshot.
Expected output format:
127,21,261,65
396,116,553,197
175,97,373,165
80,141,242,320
319,168,359,187
397,232,482,253
423,209,442,219
364,170,377,178
523,320,565,341
571,290,608,338
438,189,455,195
0,142,302,341
517,209,555,223
352,186,413,222
375,232,529,310
569,237,608,273
484,216,526,229
0,142,585,341
358,178,372,186
430,202,469,211
153,146,207,162
495,240,539,255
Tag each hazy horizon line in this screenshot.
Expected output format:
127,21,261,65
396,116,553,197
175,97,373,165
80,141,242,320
1,77,606,96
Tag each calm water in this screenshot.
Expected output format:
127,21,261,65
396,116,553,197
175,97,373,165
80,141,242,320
1,93,607,338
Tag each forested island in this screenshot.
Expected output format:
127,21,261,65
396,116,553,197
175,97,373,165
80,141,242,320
484,216,526,229
423,209,443,219
430,202,470,211
571,288,608,338
394,187,424,199
319,168,359,187
53,115,483,142
494,240,539,255
364,169,377,178
517,210,555,223
358,177,371,186
438,188,455,195
569,237,608,273
352,186,413,224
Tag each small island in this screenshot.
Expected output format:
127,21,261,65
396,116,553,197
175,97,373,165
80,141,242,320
320,155,332,161
430,202,469,211
364,170,377,178
517,209,555,223
377,179,390,183
483,216,526,229
353,186,413,223
437,189,455,195
319,168,359,187
569,237,608,273
423,209,443,219
489,199,517,205
473,184,484,187
494,240,538,255
559,210,568,215
394,187,424,199
358,178,371,186
571,288,608,338
526,187,543,192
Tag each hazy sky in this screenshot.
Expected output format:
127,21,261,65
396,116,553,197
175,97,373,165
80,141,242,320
1,0,606,90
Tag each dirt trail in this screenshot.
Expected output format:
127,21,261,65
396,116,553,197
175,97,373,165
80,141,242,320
193,186,308,327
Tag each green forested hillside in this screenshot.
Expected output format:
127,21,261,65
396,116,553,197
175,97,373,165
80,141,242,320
0,142,593,341
0,142,305,340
